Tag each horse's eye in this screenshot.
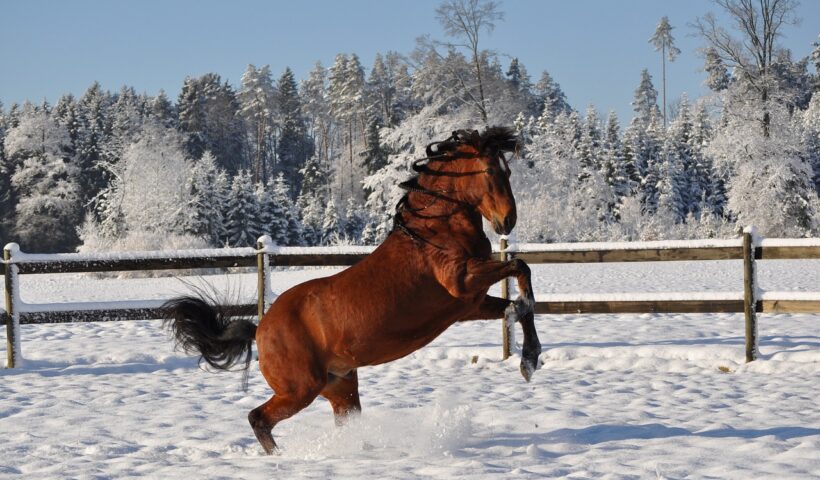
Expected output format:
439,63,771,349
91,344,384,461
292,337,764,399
486,167,497,175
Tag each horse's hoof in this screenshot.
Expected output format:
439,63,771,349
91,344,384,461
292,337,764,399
520,342,542,382
520,361,534,382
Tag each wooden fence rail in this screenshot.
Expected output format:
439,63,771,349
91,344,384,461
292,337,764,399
3,229,820,368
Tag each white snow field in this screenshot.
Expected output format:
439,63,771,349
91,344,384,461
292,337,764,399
2,260,820,479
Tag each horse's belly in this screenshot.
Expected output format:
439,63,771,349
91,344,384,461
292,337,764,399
343,296,481,366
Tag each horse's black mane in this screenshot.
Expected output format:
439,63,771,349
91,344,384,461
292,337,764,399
424,126,519,162
392,126,519,247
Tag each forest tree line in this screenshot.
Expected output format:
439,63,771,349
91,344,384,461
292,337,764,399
1,0,819,253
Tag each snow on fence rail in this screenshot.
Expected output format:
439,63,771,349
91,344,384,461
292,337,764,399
3,229,820,368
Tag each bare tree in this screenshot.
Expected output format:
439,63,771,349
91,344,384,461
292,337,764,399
433,0,505,125
649,16,681,128
692,0,801,136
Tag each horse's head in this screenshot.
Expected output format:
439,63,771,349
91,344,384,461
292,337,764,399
422,127,519,235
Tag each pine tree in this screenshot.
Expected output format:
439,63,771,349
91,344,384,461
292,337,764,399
386,51,416,123
149,89,176,128
321,197,340,245
330,53,366,200
185,151,228,245
658,102,692,222
177,74,245,174
649,16,681,127
76,82,113,214
255,180,283,242
301,62,331,165
224,170,262,247
238,65,276,182
110,85,145,158
534,70,570,120
276,67,311,196
506,57,531,93
54,94,80,155
343,197,365,242
361,117,388,180
576,105,602,182
271,173,303,245
367,53,396,126
298,191,325,246
636,110,665,214
632,69,660,126
602,111,631,209
704,47,731,92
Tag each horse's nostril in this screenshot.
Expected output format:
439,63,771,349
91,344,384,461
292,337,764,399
503,216,516,234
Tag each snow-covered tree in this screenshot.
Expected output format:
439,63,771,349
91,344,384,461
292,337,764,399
301,62,331,166
533,70,570,120
224,170,262,247
97,123,193,239
4,108,81,251
184,151,229,245
76,82,113,213
270,173,303,245
709,97,818,236
704,47,731,92
238,65,276,182
649,16,681,127
177,73,245,174
321,197,340,244
276,67,312,196
632,69,660,126
368,53,397,127
343,197,366,242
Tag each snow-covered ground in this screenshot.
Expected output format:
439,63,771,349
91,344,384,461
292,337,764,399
1,260,819,479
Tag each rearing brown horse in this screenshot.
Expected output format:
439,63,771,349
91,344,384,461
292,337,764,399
164,126,541,454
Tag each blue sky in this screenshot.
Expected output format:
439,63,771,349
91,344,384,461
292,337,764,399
1,0,818,123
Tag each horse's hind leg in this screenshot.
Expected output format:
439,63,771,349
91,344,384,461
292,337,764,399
321,370,362,426
248,377,325,455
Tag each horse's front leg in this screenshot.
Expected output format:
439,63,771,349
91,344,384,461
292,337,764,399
439,258,541,382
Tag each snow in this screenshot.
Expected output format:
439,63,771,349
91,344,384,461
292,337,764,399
535,291,744,302
759,291,820,301
6,244,257,263
759,238,820,248
1,260,819,478
506,238,742,253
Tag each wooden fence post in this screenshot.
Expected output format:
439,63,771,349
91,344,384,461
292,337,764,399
4,243,21,368
256,236,272,323
499,236,511,360
743,227,758,362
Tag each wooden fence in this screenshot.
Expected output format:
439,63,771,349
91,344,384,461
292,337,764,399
3,230,820,368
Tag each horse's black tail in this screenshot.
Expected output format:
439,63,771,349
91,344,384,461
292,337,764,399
162,295,257,387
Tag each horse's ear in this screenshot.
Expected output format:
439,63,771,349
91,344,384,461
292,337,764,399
479,126,519,157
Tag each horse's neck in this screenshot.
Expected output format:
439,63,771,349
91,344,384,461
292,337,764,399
402,191,489,255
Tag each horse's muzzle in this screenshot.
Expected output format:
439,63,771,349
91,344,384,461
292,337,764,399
493,215,516,235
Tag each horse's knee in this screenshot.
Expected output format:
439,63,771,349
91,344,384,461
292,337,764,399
248,407,269,429
509,258,530,277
